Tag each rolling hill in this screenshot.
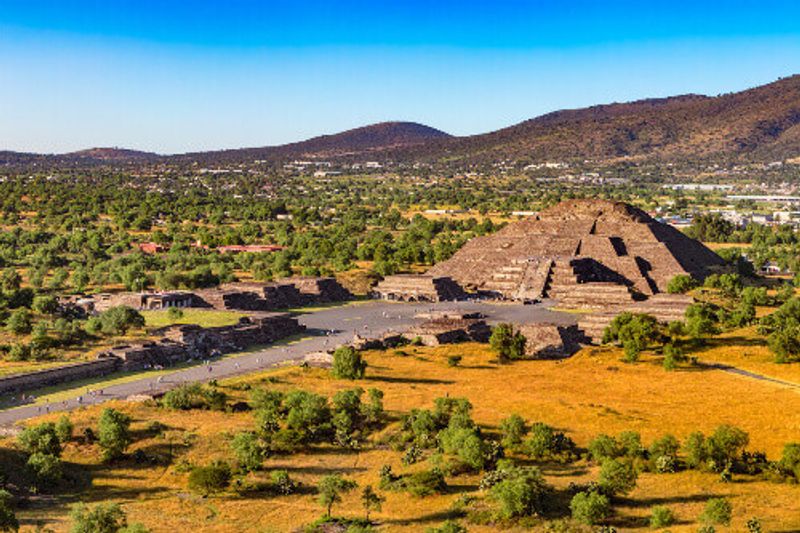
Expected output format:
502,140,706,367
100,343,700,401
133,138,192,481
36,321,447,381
3,75,800,166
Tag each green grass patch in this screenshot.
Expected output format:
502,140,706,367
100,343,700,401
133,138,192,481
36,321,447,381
141,309,246,329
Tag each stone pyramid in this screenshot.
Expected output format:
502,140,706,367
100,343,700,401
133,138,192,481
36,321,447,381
427,199,723,304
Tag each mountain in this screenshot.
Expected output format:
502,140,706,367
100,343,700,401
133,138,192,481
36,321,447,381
66,147,160,162
3,75,800,167
178,121,451,163
394,75,800,163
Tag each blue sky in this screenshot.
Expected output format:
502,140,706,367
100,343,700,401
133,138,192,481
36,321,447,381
2,1,800,154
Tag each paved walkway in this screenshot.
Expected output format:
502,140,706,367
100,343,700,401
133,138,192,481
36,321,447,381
0,300,573,427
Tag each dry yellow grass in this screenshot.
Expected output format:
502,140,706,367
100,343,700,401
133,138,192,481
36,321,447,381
6,343,800,532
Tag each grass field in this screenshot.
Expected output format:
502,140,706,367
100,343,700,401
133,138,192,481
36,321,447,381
141,309,246,329
5,341,799,532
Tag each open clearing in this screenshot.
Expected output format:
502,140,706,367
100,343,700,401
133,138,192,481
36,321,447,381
6,341,800,532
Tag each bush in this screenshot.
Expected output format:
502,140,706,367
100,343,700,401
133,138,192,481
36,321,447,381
489,323,526,362
779,442,800,479
0,489,18,533
602,313,662,362
684,303,720,339
97,408,132,461
96,306,145,336
271,469,297,495
167,307,184,320
69,502,128,533
317,474,357,517
599,459,638,496
231,431,264,472
188,461,232,495
404,469,447,498
525,422,576,461
701,498,732,526
332,346,367,379
55,415,74,443
27,452,63,487
489,466,548,519
447,355,462,367
6,309,32,335
588,434,621,462
570,490,610,525
649,505,675,528
705,425,749,472
499,414,528,450
32,294,60,315
18,422,62,457
162,383,227,411
425,521,467,533
667,274,698,294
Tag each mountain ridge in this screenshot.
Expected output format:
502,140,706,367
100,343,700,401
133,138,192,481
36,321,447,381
3,75,800,166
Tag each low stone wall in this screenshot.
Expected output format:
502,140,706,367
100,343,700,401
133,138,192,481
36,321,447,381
0,357,121,395
0,313,305,395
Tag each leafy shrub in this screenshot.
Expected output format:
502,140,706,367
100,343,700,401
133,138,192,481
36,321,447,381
18,422,62,457
188,461,232,495
69,502,129,533
489,323,526,362
162,383,227,411
0,490,18,533
588,434,621,462
97,408,132,461
598,459,638,496
167,306,184,320
404,469,447,498
701,498,732,526
779,442,800,480
524,422,576,461
230,431,265,472
55,415,74,443
499,414,528,450
489,466,548,519
271,469,297,495
332,346,367,379
666,274,698,294
570,490,610,525
27,452,63,487
649,505,675,528
95,306,145,336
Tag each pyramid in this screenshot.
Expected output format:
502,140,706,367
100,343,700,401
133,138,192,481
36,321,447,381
427,199,723,304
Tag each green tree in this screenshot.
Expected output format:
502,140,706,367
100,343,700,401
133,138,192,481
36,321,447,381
69,502,127,533
701,498,732,526
188,462,231,495
500,414,528,450
650,505,676,528
6,309,32,335
230,431,264,472
599,458,638,496
97,306,145,336
570,490,610,525
317,474,357,518
97,408,132,461
666,274,698,294
0,489,18,533
360,485,384,521
489,466,549,519
55,415,74,443
331,346,367,380
18,422,62,457
489,323,526,362
32,295,59,315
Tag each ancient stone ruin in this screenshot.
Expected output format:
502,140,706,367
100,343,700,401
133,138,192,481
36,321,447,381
517,323,588,359
0,312,305,395
79,276,353,314
372,274,466,302
427,199,723,308
403,317,491,346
